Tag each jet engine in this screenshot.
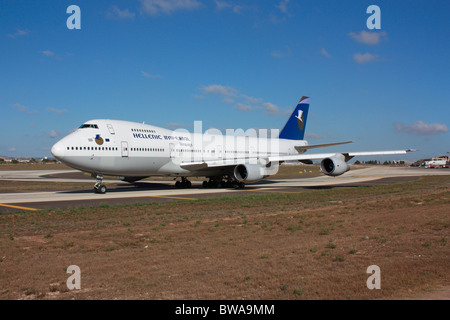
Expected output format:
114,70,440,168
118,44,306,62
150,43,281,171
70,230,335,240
320,155,350,176
233,164,266,182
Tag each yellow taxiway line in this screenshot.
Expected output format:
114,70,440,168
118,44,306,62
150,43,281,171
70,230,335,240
250,189,303,194
0,204,40,211
150,195,198,201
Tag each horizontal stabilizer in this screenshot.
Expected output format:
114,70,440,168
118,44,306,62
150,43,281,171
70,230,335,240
295,141,353,152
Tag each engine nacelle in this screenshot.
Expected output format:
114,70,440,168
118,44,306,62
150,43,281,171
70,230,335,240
320,156,350,176
233,164,266,182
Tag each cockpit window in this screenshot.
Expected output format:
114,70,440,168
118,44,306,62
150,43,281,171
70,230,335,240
79,124,99,129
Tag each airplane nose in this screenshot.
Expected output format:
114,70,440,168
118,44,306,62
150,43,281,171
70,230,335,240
51,141,65,160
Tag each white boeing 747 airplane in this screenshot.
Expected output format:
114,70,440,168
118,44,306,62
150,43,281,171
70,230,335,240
51,96,413,193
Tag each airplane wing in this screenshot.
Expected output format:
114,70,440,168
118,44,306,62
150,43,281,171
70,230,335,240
180,158,249,170
268,149,415,163
180,149,415,171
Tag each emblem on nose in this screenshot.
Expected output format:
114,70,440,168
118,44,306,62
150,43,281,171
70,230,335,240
95,134,104,145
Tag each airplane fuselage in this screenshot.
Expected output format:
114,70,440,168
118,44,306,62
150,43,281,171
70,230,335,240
51,119,305,179
51,97,412,193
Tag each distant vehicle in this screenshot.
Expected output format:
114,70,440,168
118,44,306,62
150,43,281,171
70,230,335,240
424,157,450,168
51,96,414,193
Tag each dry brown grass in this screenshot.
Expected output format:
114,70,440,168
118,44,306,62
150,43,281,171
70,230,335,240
0,163,71,170
0,181,97,193
0,175,448,300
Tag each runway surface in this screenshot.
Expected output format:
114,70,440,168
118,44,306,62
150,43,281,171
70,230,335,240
0,166,448,213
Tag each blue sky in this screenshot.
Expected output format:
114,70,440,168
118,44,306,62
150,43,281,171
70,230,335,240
1,0,449,160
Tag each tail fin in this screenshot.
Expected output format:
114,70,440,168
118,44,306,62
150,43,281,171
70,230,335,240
279,96,310,140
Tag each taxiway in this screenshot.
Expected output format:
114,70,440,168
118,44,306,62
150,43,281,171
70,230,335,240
0,166,448,213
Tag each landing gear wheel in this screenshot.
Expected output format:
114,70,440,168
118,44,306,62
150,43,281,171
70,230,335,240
95,184,107,194
94,174,106,194
175,178,192,189
233,182,245,189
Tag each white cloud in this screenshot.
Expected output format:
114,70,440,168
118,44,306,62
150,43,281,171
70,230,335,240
13,103,28,113
263,102,284,116
267,0,293,24
305,132,323,140
353,52,378,64
214,1,254,14
394,121,448,136
13,103,37,114
235,103,254,112
202,84,238,97
8,147,17,152
8,29,29,38
349,31,387,45
241,94,263,105
165,122,193,130
107,5,135,19
201,85,290,116
276,0,290,14
214,0,231,11
269,14,286,24
41,50,55,57
141,71,162,79
47,107,68,115
140,0,201,15
49,130,61,139
320,48,331,58
271,46,292,58
232,5,245,14
222,97,235,104
202,84,238,104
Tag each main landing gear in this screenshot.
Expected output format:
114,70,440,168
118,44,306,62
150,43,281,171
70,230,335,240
173,177,245,189
202,177,245,189
174,177,192,189
94,174,107,194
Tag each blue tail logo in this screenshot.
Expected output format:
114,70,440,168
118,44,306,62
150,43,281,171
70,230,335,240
279,96,310,140
295,109,305,130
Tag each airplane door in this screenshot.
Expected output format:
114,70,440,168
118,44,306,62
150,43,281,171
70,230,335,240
107,124,115,135
170,143,175,158
121,141,129,157
217,145,223,159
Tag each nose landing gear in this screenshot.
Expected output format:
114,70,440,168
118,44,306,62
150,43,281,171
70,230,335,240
94,174,107,194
